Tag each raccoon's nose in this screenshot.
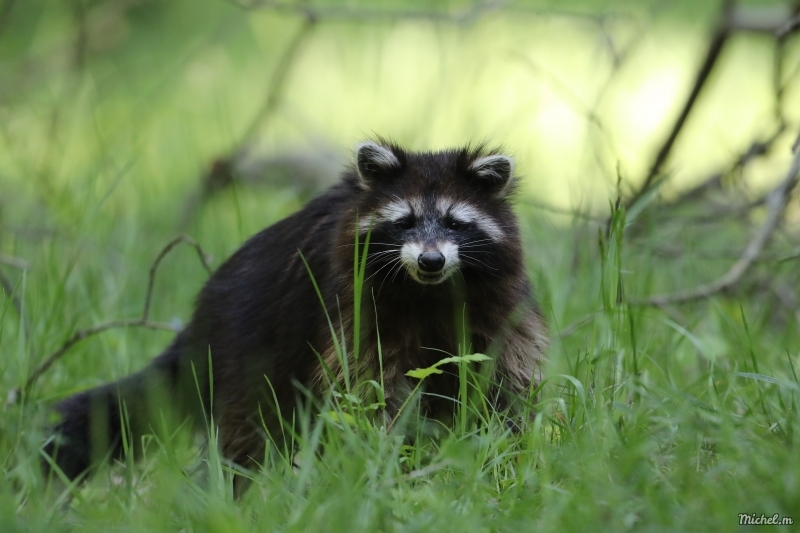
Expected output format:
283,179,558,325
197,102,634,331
418,251,445,273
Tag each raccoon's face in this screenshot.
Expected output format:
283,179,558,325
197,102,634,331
352,141,519,286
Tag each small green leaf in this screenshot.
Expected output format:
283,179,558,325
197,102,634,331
366,379,386,404
453,353,491,363
406,367,444,379
322,411,357,426
343,393,362,404
406,353,490,380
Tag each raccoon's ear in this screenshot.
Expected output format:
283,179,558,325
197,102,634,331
355,141,401,188
468,154,515,197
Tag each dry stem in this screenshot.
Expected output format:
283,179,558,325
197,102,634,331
19,235,212,398
633,144,800,307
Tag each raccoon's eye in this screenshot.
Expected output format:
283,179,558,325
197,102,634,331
393,216,415,230
447,218,469,231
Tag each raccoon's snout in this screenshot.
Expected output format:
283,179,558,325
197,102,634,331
400,241,458,285
418,251,445,273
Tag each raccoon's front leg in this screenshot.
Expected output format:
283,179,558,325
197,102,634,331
380,366,420,430
491,309,548,429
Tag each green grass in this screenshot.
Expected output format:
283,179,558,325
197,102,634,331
2,177,799,531
2,0,800,530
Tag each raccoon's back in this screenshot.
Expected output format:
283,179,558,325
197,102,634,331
188,184,355,416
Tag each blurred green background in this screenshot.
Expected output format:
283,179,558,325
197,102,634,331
3,0,797,220
2,1,800,531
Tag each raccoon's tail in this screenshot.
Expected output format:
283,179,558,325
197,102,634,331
42,330,209,481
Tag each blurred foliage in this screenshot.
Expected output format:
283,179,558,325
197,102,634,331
1,0,800,531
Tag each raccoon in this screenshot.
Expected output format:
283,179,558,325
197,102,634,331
44,140,548,483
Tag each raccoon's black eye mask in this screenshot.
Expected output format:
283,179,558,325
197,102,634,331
393,215,415,231
445,217,473,232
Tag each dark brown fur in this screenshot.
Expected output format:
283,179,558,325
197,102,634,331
44,141,548,482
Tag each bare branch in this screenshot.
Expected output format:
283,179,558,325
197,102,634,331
182,19,317,226
776,11,800,37
633,143,800,307
71,0,88,72
236,18,317,149
625,1,800,212
654,127,785,220
770,277,800,328
227,0,510,23
20,235,213,398
0,252,29,270
143,235,213,322
730,4,795,34
626,1,733,210
22,318,176,395
521,198,606,223
199,0,631,231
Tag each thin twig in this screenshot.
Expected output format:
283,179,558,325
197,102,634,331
521,198,606,223
228,0,634,30
626,1,800,211
71,0,88,72
728,4,797,34
626,1,733,210
143,235,213,322
236,18,317,149
22,319,177,395
0,0,16,40
557,312,599,339
227,0,509,23
770,277,800,328
662,127,785,210
776,12,800,37
0,265,30,345
183,18,318,227
20,235,213,397
0,252,29,270
632,144,800,307
682,196,767,224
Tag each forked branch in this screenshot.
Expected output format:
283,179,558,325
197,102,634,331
633,138,800,307
19,235,212,398
625,2,733,210
626,0,800,210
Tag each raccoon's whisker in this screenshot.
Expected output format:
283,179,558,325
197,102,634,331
461,254,498,269
366,250,401,262
461,254,500,272
378,260,405,293
366,251,400,268
368,256,404,284
459,241,494,248
457,247,492,254
388,261,407,285
458,238,495,247
458,244,493,249
368,249,402,256
459,263,496,283
366,259,394,272
338,242,401,249
366,259,400,283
